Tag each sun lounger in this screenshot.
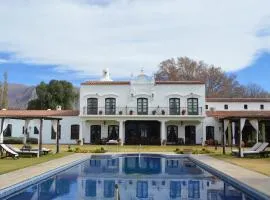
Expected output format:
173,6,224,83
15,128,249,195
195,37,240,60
0,144,19,158
243,142,269,157
106,140,119,145
7,144,38,157
232,142,262,154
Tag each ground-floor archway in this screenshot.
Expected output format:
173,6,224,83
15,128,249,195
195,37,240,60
185,125,196,145
90,125,101,144
125,120,160,145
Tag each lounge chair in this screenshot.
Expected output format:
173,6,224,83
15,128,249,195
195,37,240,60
232,142,262,155
243,142,269,157
7,144,38,157
0,144,19,158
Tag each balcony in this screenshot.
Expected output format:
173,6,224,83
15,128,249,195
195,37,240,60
82,106,203,116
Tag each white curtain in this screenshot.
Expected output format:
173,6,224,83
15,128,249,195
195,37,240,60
249,119,259,143
33,119,41,133
52,120,58,133
224,120,230,131
240,118,246,133
232,122,236,145
23,119,31,144
0,119,9,143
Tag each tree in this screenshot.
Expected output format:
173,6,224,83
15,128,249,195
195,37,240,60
1,72,8,109
27,80,77,110
155,57,270,98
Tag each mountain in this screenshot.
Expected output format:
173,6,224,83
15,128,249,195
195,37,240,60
8,84,36,109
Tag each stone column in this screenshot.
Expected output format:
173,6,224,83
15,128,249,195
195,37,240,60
262,122,266,142
79,121,84,145
160,120,166,145
227,122,232,146
119,120,124,146
232,122,236,145
202,121,206,146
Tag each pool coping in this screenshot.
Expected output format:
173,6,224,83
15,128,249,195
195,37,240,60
0,153,269,199
0,155,91,199
190,155,270,200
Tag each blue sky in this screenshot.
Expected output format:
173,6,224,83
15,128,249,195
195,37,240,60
0,0,270,90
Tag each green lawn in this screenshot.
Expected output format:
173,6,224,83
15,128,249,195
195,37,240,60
0,152,73,175
211,154,270,176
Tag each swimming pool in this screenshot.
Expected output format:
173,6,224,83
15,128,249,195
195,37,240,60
1,154,266,199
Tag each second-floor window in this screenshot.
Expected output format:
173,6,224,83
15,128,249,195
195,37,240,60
87,98,98,114
137,98,148,115
105,98,116,115
169,98,180,115
187,98,198,115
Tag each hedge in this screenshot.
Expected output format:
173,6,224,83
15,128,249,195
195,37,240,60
4,137,38,144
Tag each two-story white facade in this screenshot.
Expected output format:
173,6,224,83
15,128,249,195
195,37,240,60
80,70,206,145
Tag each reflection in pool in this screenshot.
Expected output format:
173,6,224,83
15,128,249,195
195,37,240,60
6,155,256,200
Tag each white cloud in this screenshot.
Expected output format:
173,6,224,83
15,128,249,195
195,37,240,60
0,0,270,79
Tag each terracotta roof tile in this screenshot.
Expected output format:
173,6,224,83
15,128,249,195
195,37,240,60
206,111,270,119
0,110,79,118
81,81,130,85
206,98,270,102
81,80,204,85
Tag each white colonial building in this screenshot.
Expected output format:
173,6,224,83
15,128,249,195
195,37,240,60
0,69,270,146
80,70,205,145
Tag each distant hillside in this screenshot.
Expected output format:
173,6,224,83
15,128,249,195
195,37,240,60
8,84,36,109
7,83,79,109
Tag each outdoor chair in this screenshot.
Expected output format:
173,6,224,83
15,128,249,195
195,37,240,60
0,144,19,158
232,142,262,155
242,142,269,157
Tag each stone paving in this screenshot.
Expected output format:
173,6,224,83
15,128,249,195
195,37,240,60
192,155,270,197
0,153,90,190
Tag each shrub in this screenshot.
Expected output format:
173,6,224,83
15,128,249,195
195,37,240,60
26,137,38,144
174,148,184,154
91,147,107,153
4,137,23,144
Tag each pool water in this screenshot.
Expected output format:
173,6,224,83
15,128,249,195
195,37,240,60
4,155,257,200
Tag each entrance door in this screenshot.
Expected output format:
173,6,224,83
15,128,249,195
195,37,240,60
185,126,196,145
91,125,101,144
167,125,178,144
125,121,160,145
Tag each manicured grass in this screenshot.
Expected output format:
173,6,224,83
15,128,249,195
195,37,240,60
0,152,73,175
38,144,224,153
211,154,270,176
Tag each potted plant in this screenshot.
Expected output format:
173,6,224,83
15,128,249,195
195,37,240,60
119,110,123,115
99,110,103,115
152,110,156,115
181,109,186,115
161,110,165,115
129,110,133,115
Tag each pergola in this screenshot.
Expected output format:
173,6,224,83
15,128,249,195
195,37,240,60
207,110,270,157
0,110,78,157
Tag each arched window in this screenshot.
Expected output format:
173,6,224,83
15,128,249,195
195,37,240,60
108,125,119,140
206,126,215,140
3,124,12,137
71,124,80,139
87,98,98,114
137,98,148,115
169,98,180,115
34,126,39,134
105,98,116,115
187,98,198,115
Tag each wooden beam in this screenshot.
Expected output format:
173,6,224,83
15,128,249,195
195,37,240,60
39,119,43,153
56,120,60,153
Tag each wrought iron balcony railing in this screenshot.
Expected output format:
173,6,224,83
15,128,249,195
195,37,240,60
82,106,203,116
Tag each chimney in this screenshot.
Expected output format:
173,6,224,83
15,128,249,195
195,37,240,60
100,68,112,81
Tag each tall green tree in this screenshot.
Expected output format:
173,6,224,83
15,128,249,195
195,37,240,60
1,72,8,109
27,80,77,110
0,80,2,109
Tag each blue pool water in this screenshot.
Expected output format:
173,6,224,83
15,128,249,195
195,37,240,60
3,155,261,199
